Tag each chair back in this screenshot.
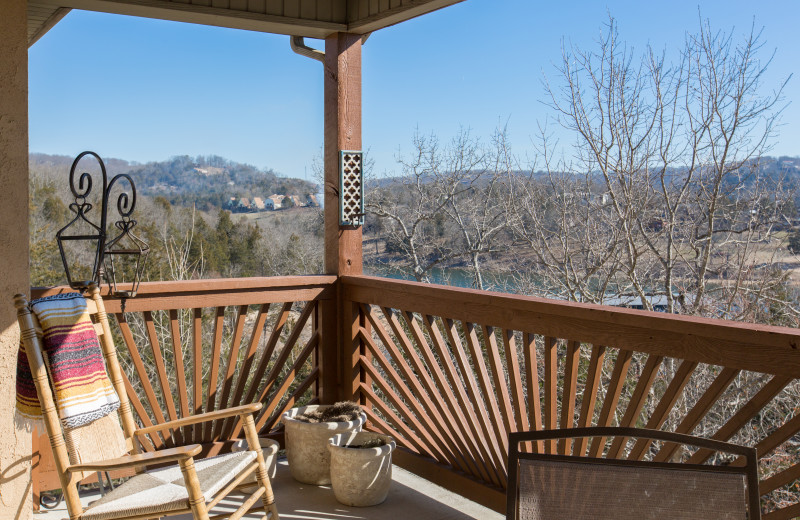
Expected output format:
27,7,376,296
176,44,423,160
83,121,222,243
507,427,760,520
15,284,139,520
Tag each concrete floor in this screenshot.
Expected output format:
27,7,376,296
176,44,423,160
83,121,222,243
35,459,502,520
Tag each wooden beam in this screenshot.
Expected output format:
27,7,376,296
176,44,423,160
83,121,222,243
32,275,336,296
323,32,362,403
341,275,800,378
28,7,70,47
347,0,464,33
29,0,464,39
32,275,336,313
32,0,347,38
324,32,362,277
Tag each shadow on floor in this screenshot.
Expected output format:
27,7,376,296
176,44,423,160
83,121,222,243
34,459,501,520
175,460,498,520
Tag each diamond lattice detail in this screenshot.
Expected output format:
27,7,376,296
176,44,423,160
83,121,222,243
340,151,364,226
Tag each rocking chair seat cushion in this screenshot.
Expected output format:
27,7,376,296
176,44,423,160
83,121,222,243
82,450,257,520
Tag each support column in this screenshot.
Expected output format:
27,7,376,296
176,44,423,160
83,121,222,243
321,33,362,404
324,32,362,276
0,1,32,519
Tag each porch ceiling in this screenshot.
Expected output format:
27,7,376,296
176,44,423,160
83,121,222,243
26,0,464,46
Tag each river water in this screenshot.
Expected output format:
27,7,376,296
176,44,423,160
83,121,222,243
363,264,519,292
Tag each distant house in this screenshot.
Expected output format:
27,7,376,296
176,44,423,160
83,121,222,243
603,293,694,313
238,198,252,211
306,194,319,207
194,166,225,176
252,197,266,211
589,192,611,206
646,218,664,232
289,195,303,207
604,294,672,312
268,194,284,210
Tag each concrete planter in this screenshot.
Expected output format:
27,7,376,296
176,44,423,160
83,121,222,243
281,405,366,485
231,437,279,485
328,431,395,507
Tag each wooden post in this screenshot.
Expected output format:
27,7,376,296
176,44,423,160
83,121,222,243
0,2,32,518
324,32,362,276
178,457,209,520
321,33,363,403
242,413,279,519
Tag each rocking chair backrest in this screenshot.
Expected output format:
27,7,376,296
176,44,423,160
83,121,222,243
14,284,139,520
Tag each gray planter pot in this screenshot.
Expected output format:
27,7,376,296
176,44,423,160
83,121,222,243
281,405,366,485
231,437,279,485
328,431,396,507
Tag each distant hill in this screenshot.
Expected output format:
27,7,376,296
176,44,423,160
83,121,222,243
368,156,800,189
29,153,318,212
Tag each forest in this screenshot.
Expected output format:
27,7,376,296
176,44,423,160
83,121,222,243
29,153,324,287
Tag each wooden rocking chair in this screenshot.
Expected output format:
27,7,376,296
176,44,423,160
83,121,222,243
15,285,279,520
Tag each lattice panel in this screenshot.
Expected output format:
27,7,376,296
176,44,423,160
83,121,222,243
340,150,364,226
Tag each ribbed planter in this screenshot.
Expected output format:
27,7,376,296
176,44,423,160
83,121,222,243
231,437,279,484
328,431,396,507
281,405,366,485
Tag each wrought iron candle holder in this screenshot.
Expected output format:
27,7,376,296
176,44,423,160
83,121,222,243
56,151,149,301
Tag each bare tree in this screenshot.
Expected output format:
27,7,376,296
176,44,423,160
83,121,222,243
506,128,629,302
366,131,472,283
508,15,794,322
367,129,512,288
443,129,511,289
158,204,206,281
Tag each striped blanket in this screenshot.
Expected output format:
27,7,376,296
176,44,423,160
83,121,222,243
16,293,120,429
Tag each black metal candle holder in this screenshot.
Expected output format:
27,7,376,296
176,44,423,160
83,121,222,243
55,151,149,300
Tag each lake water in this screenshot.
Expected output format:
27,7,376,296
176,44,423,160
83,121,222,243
363,264,520,292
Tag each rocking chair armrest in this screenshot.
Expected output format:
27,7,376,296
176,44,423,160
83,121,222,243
133,403,263,437
66,444,202,473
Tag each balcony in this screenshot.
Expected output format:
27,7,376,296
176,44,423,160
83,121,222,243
35,459,500,519
31,274,800,519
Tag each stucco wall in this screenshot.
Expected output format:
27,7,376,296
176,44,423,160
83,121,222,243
0,0,32,518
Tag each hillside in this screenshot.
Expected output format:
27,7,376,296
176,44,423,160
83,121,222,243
28,153,325,285
29,153,318,212
372,156,800,199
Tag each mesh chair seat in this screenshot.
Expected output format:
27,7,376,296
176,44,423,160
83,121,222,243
82,451,257,520
507,428,760,520
518,458,748,520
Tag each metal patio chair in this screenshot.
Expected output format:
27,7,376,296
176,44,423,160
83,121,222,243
507,427,760,520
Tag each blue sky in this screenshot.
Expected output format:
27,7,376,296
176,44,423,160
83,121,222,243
29,0,800,181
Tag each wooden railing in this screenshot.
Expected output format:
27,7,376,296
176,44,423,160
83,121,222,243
341,275,800,518
32,276,336,454
32,274,800,517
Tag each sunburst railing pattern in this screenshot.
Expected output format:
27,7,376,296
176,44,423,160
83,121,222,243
342,275,800,518
31,274,800,518
33,276,335,454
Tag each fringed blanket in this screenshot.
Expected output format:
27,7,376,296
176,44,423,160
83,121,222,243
16,293,120,429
